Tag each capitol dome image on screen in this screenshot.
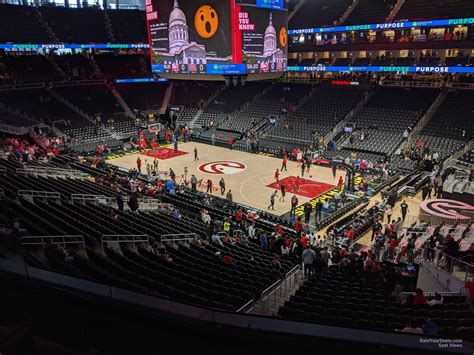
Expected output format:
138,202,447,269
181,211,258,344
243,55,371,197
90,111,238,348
152,0,232,66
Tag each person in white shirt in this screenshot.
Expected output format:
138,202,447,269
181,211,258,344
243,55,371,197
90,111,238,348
281,244,289,256
428,293,444,306
248,222,256,239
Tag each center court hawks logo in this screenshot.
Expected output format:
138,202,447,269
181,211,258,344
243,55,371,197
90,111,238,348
198,161,246,175
420,199,474,220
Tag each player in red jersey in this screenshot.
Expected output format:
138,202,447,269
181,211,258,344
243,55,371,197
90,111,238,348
274,169,280,183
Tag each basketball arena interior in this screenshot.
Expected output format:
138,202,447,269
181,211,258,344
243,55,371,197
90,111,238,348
0,0,473,354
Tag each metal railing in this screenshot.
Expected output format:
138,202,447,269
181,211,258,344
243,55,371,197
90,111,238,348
435,252,474,282
259,264,301,314
101,235,149,252
20,235,85,249
259,280,282,314
236,298,255,313
18,190,61,200
160,233,199,244
71,194,108,203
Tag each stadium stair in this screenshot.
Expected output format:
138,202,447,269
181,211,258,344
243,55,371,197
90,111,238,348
408,90,448,146
47,87,95,126
386,0,406,21
337,0,360,25
33,6,58,42
288,0,305,20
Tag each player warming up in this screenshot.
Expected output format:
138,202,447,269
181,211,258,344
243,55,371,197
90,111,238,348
268,190,278,211
274,169,280,183
194,147,199,161
281,155,287,171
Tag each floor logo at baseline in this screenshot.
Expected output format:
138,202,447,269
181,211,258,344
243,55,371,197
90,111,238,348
198,161,247,175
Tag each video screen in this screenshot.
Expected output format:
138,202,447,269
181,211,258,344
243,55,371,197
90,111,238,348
147,0,288,75
236,3,288,74
147,0,232,74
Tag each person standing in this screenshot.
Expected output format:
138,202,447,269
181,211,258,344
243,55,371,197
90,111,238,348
228,135,233,150
274,169,280,183
194,147,199,161
334,191,341,211
385,204,393,224
302,246,316,278
206,179,213,193
279,181,286,202
332,164,337,178
421,182,431,201
301,160,306,177
337,176,344,189
191,174,197,192
169,168,176,182
294,217,303,238
128,193,139,212
219,178,225,195
372,219,382,241
153,158,159,175
116,193,124,212
281,155,288,171
268,190,278,210
226,189,233,204
211,133,215,145
290,195,298,217
400,200,409,222
295,176,301,193
315,199,323,223
136,157,142,173
304,202,312,224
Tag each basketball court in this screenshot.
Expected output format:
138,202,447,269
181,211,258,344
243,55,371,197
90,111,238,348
106,142,346,216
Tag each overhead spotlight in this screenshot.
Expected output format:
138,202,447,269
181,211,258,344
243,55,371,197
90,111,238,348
233,76,239,86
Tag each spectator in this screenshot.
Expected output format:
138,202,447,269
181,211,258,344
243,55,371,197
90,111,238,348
211,233,223,246
259,231,268,249
116,192,124,212
128,193,139,212
414,288,428,305
400,321,423,334
422,319,440,335
226,189,233,203
302,246,316,278
428,293,444,307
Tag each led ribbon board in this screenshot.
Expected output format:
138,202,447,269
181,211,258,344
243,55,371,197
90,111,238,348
288,17,474,35
0,43,149,49
287,66,474,73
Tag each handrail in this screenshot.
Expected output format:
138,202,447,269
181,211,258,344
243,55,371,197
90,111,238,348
433,251,474,282
101,234,149,246
259,279,282,313
18,190,61,199
236,298,254,313
20,235,85,249
101,234,149,253
160,233,199,243
71,194,108,202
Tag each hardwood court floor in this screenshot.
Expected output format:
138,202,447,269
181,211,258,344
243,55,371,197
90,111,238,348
106,142,346,216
